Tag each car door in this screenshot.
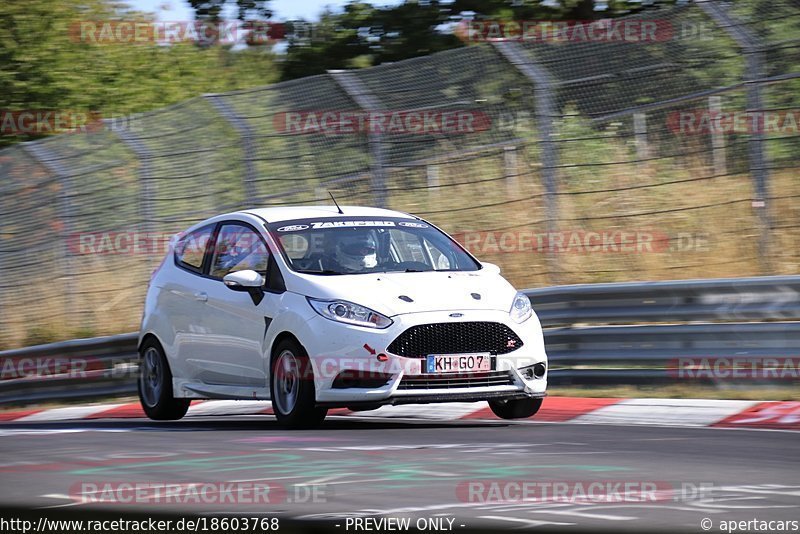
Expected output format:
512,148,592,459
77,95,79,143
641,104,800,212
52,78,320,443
190,222,278,387
169,223,217,381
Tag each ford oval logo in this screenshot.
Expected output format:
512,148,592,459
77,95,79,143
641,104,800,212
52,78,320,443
277,224,309,232
449,313,463,318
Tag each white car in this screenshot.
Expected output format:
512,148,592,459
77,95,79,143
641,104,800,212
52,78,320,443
138,206,547,428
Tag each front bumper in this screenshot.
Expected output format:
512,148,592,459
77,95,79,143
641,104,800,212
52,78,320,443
296,309,548,406
319,390,546,409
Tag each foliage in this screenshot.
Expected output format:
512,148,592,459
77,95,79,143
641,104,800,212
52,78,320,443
280,0,678,80
0,0,279,146
188,0,272,22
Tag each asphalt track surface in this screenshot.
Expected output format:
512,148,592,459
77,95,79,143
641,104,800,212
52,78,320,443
0,415,798,533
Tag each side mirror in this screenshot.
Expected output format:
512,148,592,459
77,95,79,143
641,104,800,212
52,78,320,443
223,270,265,291
223,270,266,305
481,262,501,275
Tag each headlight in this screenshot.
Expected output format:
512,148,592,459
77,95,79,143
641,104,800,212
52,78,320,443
510,291,533,323
307,297,393,329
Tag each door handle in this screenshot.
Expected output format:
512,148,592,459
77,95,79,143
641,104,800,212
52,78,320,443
194,292,208,302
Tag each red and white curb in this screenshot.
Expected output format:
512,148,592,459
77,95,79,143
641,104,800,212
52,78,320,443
1,397,799,430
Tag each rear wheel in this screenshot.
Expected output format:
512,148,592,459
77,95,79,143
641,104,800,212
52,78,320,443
138,339,190,420
488,397,543,419
270,339,327,429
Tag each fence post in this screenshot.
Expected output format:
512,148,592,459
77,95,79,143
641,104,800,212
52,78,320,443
22,142,79,334
329,70,388,208
698,0,772,273
492,41,560,285
112,122,158,267
708,95,727,176
204,94,259,205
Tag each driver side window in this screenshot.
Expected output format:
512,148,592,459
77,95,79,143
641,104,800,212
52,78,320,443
209,223,270,279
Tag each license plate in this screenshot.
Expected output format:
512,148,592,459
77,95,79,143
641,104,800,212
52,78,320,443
426,353,492,374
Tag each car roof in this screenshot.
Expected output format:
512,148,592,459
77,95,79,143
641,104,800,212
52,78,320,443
240,206,417,223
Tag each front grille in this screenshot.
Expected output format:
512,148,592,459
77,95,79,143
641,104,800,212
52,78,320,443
387,322,523,358
397,371,515,390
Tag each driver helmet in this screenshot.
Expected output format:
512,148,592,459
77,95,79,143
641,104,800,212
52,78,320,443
335,230,378,271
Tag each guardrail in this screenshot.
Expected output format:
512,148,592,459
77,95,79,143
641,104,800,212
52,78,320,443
1,275,798,404
526,275,800,326
0,333,139,404
525,275,800,386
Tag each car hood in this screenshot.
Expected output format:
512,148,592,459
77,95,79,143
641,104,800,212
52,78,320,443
289,270,518,317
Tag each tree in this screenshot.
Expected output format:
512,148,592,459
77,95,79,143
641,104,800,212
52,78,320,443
0,0,279,146
280,0,671,80
282,1,459,80
187,0,272,23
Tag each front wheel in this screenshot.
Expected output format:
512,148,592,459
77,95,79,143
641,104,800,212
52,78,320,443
138,339,190,420
488,397,543,419
270,339,327,429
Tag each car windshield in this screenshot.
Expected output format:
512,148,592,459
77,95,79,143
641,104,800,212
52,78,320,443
267,217,481,275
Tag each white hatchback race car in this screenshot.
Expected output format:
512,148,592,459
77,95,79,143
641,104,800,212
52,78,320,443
138,206,548,428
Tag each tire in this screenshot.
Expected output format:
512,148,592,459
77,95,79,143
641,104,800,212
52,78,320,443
488,397,543,419
270,338,327,429
138,339,190,421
